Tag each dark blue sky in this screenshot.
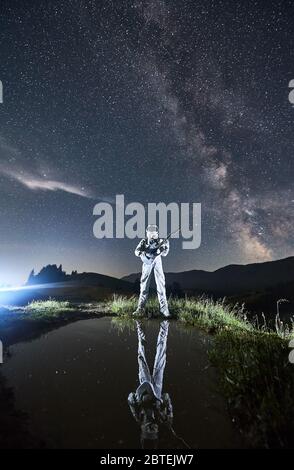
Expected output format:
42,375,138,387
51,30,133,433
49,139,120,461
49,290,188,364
0,0,293,284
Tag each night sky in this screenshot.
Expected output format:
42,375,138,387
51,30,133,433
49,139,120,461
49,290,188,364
0,0,293,285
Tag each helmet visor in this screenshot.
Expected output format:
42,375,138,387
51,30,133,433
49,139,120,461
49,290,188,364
146,225,159,239
146,224,158,233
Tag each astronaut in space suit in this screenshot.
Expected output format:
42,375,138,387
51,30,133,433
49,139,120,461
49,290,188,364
128,320,173,447
133,224,170,317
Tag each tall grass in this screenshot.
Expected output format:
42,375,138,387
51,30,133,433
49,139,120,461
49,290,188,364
210,329,294,447
110,295,138,316
24,299,76,320
109,295,252,330
177,296,253,333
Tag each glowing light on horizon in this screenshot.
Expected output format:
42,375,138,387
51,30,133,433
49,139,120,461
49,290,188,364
0,282,77,294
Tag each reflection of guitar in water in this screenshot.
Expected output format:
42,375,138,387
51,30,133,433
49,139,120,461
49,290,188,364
128,320,190,449
139,228,181,266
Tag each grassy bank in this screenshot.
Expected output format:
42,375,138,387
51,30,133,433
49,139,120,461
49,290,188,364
23,299,76,319
2,299,110,323
0,299,111,349
109,295,294,448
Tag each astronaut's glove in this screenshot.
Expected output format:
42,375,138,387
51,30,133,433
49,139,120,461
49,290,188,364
128,392,137,406
158,245,167,254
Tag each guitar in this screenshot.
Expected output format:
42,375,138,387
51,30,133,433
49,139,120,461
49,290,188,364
139,228,181,265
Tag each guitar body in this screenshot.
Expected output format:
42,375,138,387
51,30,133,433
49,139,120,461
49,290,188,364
140,240,162,265
137,229,178,266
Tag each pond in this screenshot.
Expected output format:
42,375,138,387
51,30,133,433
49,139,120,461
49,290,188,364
1,317,241,449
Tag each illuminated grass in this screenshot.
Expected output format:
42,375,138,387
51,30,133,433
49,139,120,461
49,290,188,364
3,300,110,324
24,299,76,320
110,294,173,317
110,295,137,316
109,294,252,331
177,296,253,332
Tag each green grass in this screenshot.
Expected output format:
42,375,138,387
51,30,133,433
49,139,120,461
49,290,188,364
109,294,294,448
177,296,253,332
23,299,76,321
210,329,294,448
110,294,175,317
109,294,252,329
4,299,110,323
110,295,138,316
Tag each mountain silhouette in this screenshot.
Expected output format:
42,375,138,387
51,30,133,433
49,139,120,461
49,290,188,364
122,256,294,296
19,257,294,314
26,264,135,292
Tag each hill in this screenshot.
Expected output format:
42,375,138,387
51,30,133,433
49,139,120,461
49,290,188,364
123,256,294,296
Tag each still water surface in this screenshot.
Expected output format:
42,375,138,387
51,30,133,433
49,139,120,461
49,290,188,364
2,317,241,448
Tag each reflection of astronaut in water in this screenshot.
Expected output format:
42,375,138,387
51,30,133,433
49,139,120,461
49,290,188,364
128,320,173,447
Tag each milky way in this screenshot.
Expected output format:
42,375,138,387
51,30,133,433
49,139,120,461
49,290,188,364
0,0,293,284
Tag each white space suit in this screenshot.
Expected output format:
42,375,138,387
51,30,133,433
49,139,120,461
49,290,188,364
134,226,170,316
128,320,173,444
